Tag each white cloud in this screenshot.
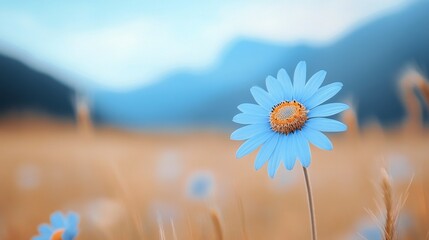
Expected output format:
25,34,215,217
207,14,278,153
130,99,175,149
212,0,408,44
0,0,409,90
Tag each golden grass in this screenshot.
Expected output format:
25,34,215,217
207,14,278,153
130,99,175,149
0,115,428,239
210,209,223,240
381,169,395,240
236,195,248,240
1,70,429,239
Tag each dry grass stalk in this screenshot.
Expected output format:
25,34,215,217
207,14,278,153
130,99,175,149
380,168,412,240
342,103,359,136
417,78,429,108
186,212,195,240
417,180,429,239
170,217,178,240
381,169,395,240
237,196,249,240
157,212,166,240
210,209,223,240
399,68,423,131
424,191,429,240
74,95,93,137
108,159,145,237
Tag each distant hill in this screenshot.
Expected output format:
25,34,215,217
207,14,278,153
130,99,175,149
0,54,75,118
91,1,429,128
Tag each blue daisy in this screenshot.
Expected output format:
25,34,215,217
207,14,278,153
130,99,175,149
231,61,348,177
186,171,215,199
32,211,80,240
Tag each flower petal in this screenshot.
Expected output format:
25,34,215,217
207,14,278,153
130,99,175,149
293,61,307,99
237,103,268,116
236,131,274,159
230,123,270,140
294,132,311,167
38,224,53,236
300,70,327,102
250,86,277,111
283,135,296,170
63,231,77,240
31,236,46,240
301,126,333,150
306,118,347,132
277,68,293,100
266,75,284,103
308,103,349,118
232,113,268,124
254,133,279,170
66,212,80,229
304,82,343,109
50,212,65,228
267,136,284,178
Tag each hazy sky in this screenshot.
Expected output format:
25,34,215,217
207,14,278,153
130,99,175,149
0,0,410,90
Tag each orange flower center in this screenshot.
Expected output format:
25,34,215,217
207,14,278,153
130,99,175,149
50,229,65,240
270,100,307,134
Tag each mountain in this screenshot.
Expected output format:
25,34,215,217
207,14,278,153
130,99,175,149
0,54,75,118
92,1,429,128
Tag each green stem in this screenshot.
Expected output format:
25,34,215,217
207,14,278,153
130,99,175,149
303,166,317,240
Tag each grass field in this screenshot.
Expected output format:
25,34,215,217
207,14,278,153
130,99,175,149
0,113,428,240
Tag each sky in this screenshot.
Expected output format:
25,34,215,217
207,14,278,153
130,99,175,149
0,0,410,91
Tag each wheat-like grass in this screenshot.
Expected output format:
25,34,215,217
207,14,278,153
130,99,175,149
157,211,166,240
399,68,424,131
417,77,429,108
210,209,223,240
74,95,93,137
380,168,412,240
170,217,178,240
186,212,195,240
237,196,249,240
381,169,395,240
342,102,359,136
422,184,429,239
108,159,145,238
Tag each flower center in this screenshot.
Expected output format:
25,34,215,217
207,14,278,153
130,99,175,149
270,100,307,134
50,229,65,240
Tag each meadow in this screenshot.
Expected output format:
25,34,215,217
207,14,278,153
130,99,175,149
0,70,428,240
1,1,428,239
0,106,428,240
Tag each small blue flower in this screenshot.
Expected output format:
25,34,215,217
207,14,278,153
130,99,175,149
357,224,382,240
231,61,348,177
32,211,79,240
186,171,214,199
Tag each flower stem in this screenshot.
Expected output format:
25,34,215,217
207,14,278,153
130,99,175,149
303,166,317,240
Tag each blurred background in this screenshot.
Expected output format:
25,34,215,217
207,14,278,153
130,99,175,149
0,0,429,239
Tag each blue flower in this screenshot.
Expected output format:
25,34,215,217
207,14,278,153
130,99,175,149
186,171,214,199
357,224,382,240
231,61,348,177
32,211,79,240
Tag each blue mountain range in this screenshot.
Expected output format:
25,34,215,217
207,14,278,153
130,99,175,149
0,54,75,118
1,1,428,128
92,1,429,128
